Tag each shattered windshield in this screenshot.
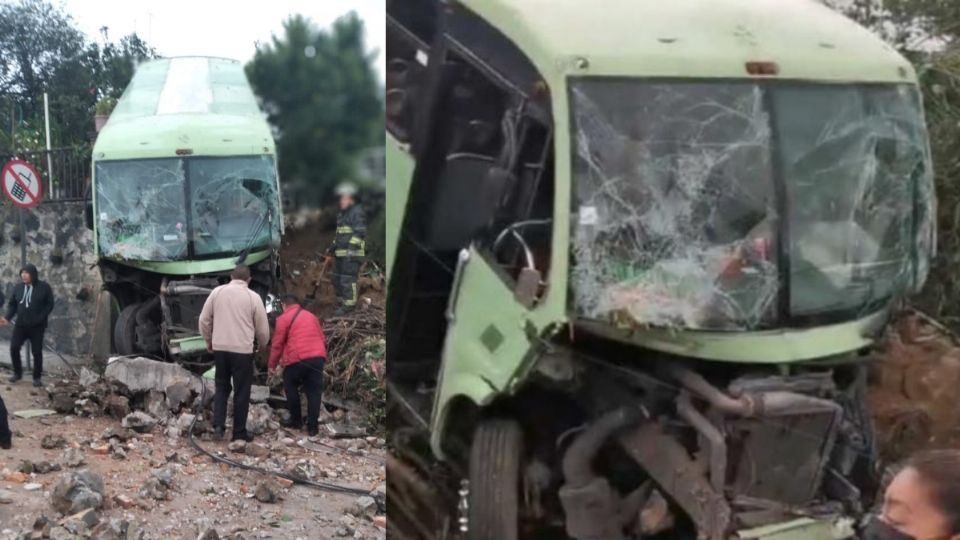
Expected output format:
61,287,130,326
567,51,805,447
571,79,932,330
96,159,188,261
95,156,279,262
190,156,278,256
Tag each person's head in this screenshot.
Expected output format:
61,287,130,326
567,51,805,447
231,265,251,283
336,184,357,210
872,450,960,540
281,293,300,307
20,264,37,285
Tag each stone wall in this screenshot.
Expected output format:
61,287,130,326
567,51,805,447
0,201,104,355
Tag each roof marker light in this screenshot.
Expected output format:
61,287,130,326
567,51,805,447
745,61,779,76
175,148,194,155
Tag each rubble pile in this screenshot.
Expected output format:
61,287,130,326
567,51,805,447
320,308,386,431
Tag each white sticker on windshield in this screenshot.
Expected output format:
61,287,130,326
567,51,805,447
163,234,178,242
99,212,108,221
580,206,599,225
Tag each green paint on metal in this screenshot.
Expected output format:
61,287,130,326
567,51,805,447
462,0,915,84
385,137,414,280
480,325,505,353
575,310,886,364
103,249,270,276
170,335,207,353
203,367,216,380
737,516,855,540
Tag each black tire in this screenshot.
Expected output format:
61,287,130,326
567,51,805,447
114,303,141,356
468,419,523,540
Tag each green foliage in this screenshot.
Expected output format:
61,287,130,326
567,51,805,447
0,0,156,152
245,13,383,205
94,97,117,116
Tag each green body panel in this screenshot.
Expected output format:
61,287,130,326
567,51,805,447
103,249,270,276
576,310,886,363
460,0,915,84
385,135,414,280
430,247,566,457
168,335,207,355
738,517,855,540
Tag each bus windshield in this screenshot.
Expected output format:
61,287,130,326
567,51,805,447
570,79,933,330
96,156,279,262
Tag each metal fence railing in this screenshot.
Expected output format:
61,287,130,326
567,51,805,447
0,147,91,203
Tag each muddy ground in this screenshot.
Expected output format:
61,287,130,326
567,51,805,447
0,368,386,539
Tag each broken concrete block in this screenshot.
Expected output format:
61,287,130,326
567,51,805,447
51,469,105,514
197,529,220,540
142,389,168,419
35,461,61,474
0,489,14,503
75,399,101,417
24,482,43,491
47,526,74,540
103,395,130,420
89,518,125,540
41,434,67,449
50,394,77,414
245,443,270,459
165,382,193,411
227,440,246,453
349,495,377,518
325,423,365,439
138,477,168,501
62,448,86,468
104,357,202,394
61,508,99,534
250,385,269,403
176,413,196,433
101,427,135,442
254,478,281,503
78,368,100,388
18,460,34,474
121,412,157,433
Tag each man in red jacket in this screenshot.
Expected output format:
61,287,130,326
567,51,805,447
268,294,327,436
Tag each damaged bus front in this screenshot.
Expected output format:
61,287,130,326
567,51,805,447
387,1,934,539
90,57,282,360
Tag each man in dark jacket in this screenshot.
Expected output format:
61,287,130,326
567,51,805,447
324,183,366,316
268,294,327,436
0,264,55,386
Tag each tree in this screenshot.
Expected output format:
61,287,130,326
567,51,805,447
246,13,383,203
0,0,156,151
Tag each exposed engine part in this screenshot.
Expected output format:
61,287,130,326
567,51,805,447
558,407,642,540
637,489,675,536
619,422,731,540
728,371,836,397
677,392,727,493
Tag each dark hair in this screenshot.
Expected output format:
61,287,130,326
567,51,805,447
906,449,960,533
281,293,300,305
231,265,251,281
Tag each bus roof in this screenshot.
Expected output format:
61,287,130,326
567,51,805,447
94,57,275,160
461,0,916,84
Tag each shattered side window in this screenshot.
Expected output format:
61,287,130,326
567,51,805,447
570,81,778,330
775,85,926,317
189,156,279,257
95,159,188,261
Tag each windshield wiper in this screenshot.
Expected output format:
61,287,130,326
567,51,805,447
235,205,274,265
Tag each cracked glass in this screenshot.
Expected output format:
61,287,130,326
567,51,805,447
570,79,932,330
190,156,279,256
95,159,188,261
95,156,280,262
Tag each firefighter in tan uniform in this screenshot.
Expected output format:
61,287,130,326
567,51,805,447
324,183,366,316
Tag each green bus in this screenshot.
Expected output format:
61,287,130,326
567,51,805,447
386,1,935,539
88,56,283,360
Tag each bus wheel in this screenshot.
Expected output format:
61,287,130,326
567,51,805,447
467,419,523,540
114,302,141,356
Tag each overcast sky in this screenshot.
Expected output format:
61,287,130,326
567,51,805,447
60,0,385,78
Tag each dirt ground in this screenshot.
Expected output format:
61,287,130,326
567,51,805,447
868,311,960,463
0,368,386,539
